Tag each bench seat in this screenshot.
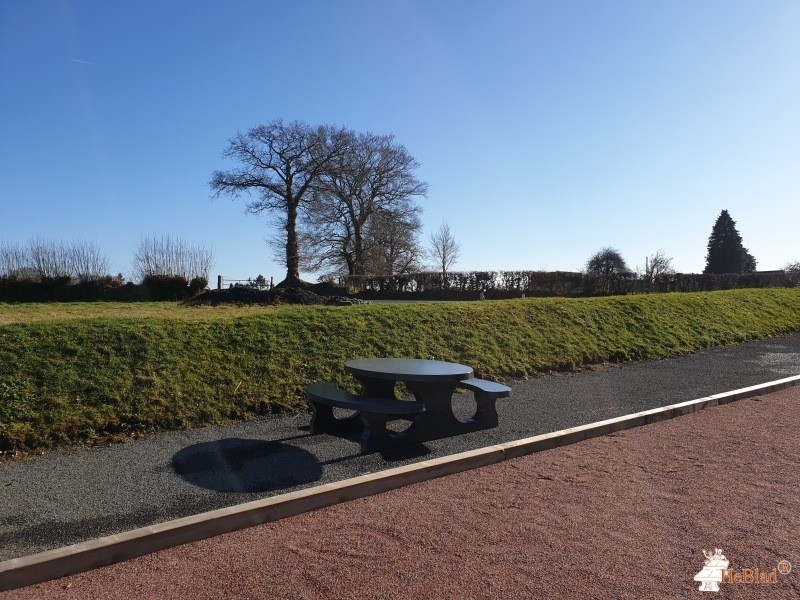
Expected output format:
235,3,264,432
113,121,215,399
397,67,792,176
307,383,425,453
307,383,424,414
455,378,511,428
458,378,511,398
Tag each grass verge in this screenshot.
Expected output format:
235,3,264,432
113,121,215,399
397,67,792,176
1,288,799,453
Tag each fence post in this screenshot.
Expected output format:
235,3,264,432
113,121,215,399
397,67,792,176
217,275,222,290
270,276,273,290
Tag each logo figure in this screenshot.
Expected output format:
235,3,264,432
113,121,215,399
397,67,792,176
694,548,729,592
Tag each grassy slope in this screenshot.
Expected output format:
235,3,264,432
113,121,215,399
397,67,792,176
1,288,799,452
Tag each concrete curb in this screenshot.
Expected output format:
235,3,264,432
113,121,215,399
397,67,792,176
2,374,799,591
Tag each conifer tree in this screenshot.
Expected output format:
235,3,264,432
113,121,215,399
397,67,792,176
704,210,756,274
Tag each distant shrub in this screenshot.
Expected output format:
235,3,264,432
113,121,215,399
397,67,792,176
189,276,209,296
142,274,190,300
0,272,198,302
1,239,110,282
132,235,214,282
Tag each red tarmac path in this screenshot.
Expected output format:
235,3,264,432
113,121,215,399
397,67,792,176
5,385,799,599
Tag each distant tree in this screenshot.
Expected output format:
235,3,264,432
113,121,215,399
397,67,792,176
783,261,800,275
69,241,110,283
704,210,756,274
132,235,214,282
27,239,72,280
639,249,675,281
363,208,424,276
0,239,110,282
210,119,348,287
0,241,27,278
300,130,427,279
585,247,629,277
427,221,461,278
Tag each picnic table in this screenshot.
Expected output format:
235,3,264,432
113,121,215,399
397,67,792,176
307,358,510,452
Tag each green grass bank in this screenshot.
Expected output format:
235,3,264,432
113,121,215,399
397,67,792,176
2,288,799,453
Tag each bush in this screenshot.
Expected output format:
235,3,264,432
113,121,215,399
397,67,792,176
189,276,209,296
142,274,190,300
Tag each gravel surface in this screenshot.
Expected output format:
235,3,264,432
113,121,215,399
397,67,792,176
7,377,800,599
1,333,799,562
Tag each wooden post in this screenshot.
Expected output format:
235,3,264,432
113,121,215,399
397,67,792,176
217,275,222,290
270,276,273,290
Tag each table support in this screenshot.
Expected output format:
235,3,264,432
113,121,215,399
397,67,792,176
341,358,501,451
357,377,396,400
345,378,501,449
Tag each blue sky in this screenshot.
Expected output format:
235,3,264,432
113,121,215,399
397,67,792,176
1,0,798,282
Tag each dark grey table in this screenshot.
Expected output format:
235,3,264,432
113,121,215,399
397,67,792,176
345,358,486,444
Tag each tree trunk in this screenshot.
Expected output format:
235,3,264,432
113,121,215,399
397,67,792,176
352,235,364,278
283,201,302,286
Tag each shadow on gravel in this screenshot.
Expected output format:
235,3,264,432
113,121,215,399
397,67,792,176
172,438,322,493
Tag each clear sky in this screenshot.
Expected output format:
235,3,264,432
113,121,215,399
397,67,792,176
2,0,798,282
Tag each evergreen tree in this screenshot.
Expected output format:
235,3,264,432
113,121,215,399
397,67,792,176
704,210,756,274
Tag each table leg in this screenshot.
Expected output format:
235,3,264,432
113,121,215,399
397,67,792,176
472,396,499,428
356,376,396,399
347,376,497,450
310,402,363,434
404,381,463,440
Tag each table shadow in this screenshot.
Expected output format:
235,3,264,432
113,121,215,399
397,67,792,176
172,438,322,493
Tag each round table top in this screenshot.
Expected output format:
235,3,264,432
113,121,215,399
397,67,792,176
345,358,473,382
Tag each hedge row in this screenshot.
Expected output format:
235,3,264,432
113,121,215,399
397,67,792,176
0,275,208,302
345,270,799,299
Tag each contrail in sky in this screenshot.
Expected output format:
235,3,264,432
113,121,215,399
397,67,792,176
71,58,103,67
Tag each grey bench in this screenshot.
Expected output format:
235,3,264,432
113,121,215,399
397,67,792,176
457,378,511,428
307,383,425,452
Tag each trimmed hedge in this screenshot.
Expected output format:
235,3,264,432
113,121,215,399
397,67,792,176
0,276,207,302
345,270,799,300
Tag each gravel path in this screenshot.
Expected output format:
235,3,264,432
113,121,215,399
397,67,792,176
2,333,799,562
6,373,799,599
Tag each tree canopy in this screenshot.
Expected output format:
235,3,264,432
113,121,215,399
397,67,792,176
704,210,756,274
210,119,348,287
211,120,426,286
585,247,629,277
300,130,427,278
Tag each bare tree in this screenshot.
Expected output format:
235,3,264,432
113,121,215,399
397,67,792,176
28,239,72,279
210,119,347,287
363,207,423,276
0,241,27,278
132,235,214,282
639,249,675,281
1,239,111,282
69,241,110,283
427,221,461,277
784,260,800,275
300,130,427,279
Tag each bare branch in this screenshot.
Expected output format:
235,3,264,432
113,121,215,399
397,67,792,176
210,119,348,284
301,130,427,278
69,241,111,282
426,221,461,277
132,235,214,282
